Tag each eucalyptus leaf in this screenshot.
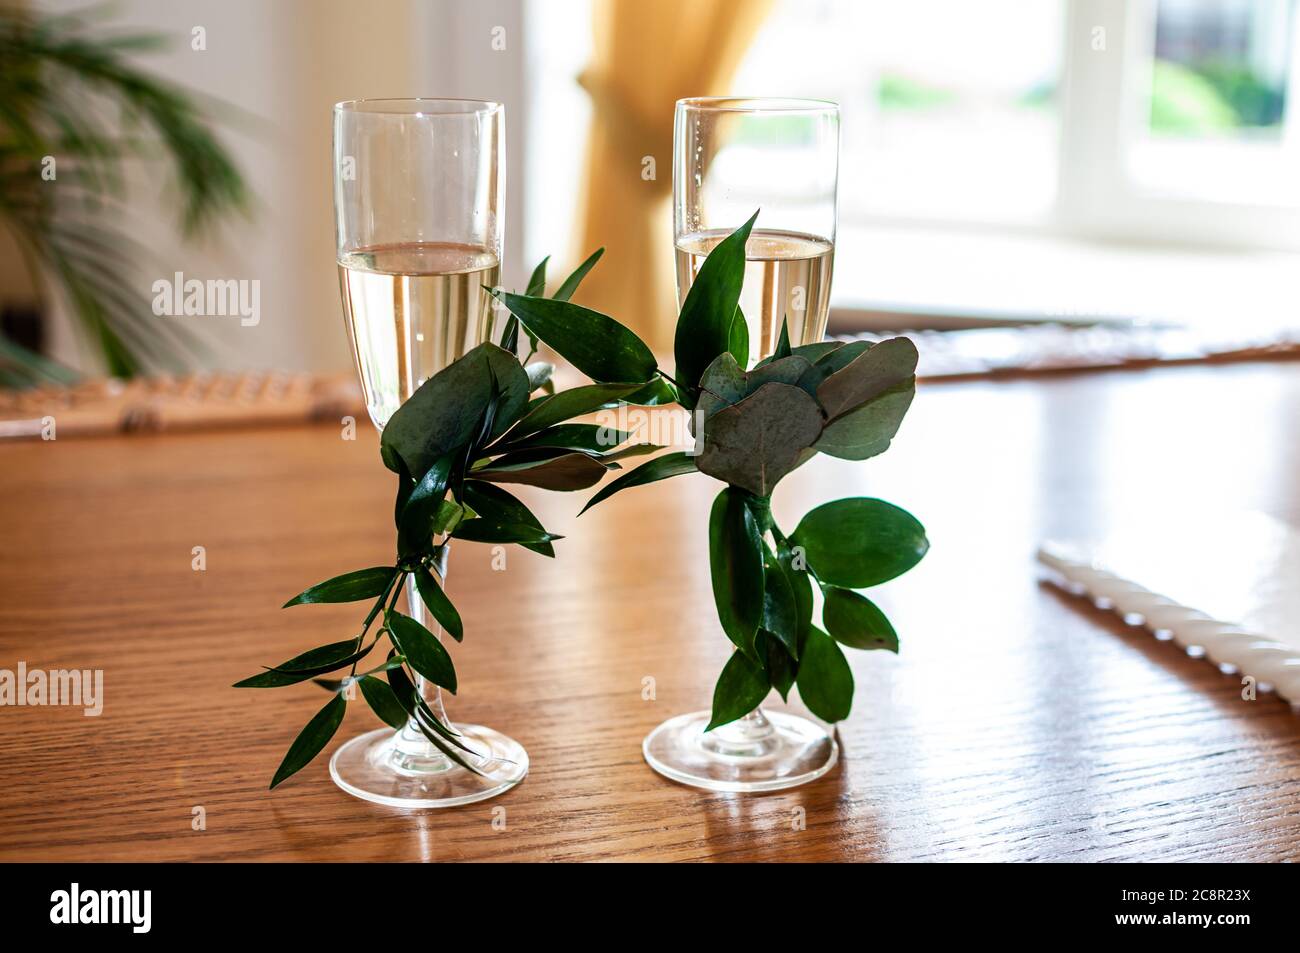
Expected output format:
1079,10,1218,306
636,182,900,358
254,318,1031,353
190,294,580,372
694,352,748,425
815,379,915,461
414,564,464,642
386,610,457,693
580,451,698,514
705,650,770,732
674,210,759,407
553,247,604,301
358,674,408,730
822,587,898,652
498,292,656,384
817,337,918,421
461,481,555,557
709,487,765,659
791,498,929,589
796,627,854,723
697,382,824,498
282,566,396,608
269,693,347,788
755,339,846,369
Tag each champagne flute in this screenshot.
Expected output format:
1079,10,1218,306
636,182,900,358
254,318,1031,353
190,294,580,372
674,97,839,367
329,98,525,808
643,97,841,794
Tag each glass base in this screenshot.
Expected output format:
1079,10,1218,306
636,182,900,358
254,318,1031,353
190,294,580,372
329,724,527,808
642,708,838,793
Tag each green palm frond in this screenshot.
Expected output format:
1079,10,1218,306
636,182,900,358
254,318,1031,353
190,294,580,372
0,7,249,383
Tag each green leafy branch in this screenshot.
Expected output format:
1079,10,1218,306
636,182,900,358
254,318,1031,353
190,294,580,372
239,257,664,789
493,211,930,732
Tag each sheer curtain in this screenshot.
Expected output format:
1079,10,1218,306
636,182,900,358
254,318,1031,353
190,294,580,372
574,0,772,349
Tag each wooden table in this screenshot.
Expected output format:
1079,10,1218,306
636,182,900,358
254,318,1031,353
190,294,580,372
2,362,1299,862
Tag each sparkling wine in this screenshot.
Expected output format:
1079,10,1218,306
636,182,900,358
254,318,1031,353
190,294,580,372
338,242,501,428
674,228,834,367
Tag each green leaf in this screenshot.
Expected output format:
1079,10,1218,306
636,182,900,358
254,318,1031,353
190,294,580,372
709,487,766,659
498,423,629,456
705,650,770,732
763,631,796,702
694,352,749,424
497,292,656,384
380,342,529,475
525,361,554,392
728,306,750,369
673,210,759,407
386,611,457,693
283,566,396,607
697,382,824,497
791,498,929,588
553,247,604,301
580,451,698,514
796,627,855,723
761,548,799,659
392,456,415,529
387,663,486,768
358,675,408,730
618,377,678,406
414,565,464,642
817,337,918,421
451,519,563,546
774,316,792,360
811,340,871,373
822,587,898,652
233,638,366,688
816,379,915,461
430,499,465,536
270,693,347,789
398,453,454,556
499,315,519,353
504,382,643,437
777,542,815,653
525,256,550,297
474,451,611,491
461,481,555,557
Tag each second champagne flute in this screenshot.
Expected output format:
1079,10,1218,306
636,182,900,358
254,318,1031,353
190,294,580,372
674,97,839,368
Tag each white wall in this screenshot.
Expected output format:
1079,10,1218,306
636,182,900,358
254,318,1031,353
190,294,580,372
33,0,533,375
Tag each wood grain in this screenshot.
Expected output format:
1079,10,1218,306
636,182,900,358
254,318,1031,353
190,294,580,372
1,362,1299,861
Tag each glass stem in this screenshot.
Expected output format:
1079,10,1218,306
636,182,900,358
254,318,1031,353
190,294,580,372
394,545,451,761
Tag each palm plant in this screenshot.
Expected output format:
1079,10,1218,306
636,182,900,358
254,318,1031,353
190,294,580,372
0,5,248,387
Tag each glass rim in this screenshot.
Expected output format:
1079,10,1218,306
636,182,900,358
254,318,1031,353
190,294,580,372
333,98,504,117
676,96,838,115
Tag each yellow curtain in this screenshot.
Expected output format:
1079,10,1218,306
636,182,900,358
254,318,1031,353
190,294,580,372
574,0,773,351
